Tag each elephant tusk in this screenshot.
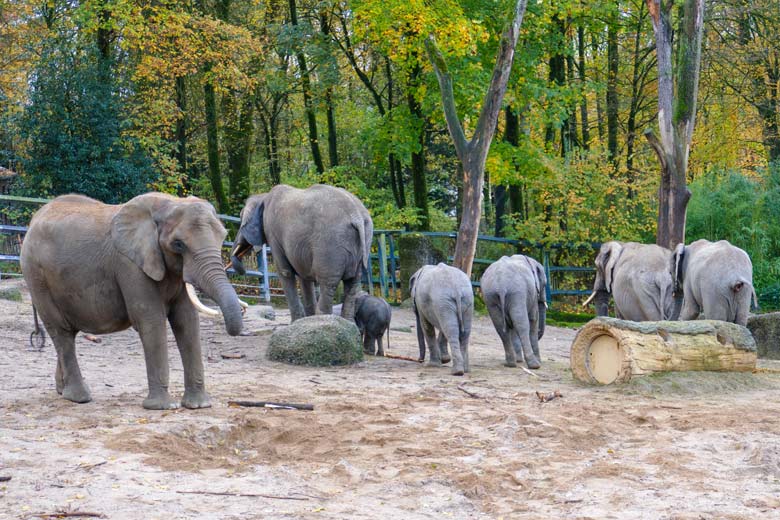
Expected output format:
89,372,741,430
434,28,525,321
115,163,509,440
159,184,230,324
582,291,596,307
238,299,249,309
185,283,221,318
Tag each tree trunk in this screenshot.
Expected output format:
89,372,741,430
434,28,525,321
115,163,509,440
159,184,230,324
607,6,620,164
223,92,253,210
570,317,757,385
407,62,429,231
578,25,590,150
592,33,605,142
289,0,324,175
319,11,339,168
426,0,528,276
174,75,188,187
203,79,228,213
645,0,703,249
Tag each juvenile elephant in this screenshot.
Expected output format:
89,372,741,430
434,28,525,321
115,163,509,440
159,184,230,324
354,293,392,356
410,263,473,375
480,255,547,369
20,193,244,409
231,184,373,322
673,239,757,326
583,241,675,321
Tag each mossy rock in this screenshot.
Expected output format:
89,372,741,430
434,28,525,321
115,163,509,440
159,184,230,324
267,315,363,366
0,287,22,302
747,312,780,359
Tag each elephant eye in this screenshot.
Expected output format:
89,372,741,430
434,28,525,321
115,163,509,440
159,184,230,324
171,239,186,253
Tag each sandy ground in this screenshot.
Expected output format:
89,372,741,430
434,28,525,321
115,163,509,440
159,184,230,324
2,278,780,520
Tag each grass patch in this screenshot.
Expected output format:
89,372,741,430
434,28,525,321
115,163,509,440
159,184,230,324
0,287,22,302
546,309,594,329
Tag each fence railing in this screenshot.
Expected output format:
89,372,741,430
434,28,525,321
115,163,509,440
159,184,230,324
1,195,598,305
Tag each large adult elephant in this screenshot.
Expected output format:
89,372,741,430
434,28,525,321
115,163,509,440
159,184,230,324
583,241,675,321
20,193,244,410
230,184,373,322
673,239,757,326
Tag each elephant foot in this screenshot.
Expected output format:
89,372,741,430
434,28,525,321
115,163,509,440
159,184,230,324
427,359,442,367
376,349,385,357
62,382,92,404
525,356,541,370
363,349,375,355
182,389,212,409
451,365,465,376
440,354,451,364
143,391,179,410
504,360,517,368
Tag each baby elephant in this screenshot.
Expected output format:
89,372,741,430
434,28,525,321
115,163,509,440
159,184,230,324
410,263,474,375
354,293,392,356
480,255,547,369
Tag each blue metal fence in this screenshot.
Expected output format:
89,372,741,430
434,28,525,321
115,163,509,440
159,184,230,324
1,195,598,305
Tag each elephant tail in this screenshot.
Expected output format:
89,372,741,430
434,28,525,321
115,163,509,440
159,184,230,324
413,299,425,362
352,217,370,271
731,278,758,313
657,274,671,320
456,292,465,335
499,290,509,333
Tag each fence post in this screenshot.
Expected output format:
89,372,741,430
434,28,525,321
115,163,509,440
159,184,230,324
543,249,552,305
261,245,270,303
378,233,388,298
366,252,374,296
388,233,398,301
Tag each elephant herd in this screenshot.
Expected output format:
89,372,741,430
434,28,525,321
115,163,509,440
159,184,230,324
17,184,756,410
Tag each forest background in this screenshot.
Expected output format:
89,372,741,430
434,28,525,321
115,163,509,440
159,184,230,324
1,0,779,306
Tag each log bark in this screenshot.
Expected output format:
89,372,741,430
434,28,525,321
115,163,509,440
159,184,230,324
571,317,757,385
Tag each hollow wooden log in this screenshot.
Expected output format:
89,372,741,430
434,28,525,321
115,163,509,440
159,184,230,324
570,317,757,385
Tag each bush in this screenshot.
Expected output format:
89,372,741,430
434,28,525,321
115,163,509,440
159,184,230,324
267,315,363,366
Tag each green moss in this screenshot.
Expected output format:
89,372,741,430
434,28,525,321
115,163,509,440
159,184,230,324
267,315,363,366
0,287,22,302
546,309,594,329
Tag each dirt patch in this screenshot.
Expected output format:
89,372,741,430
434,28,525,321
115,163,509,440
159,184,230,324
3,278,780,519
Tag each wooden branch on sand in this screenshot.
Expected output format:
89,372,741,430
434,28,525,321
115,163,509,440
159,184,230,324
23,511,106,519
0,476,10,482
383,353,423,363
176,490,310,501
536,390,562,403
228,400,314,411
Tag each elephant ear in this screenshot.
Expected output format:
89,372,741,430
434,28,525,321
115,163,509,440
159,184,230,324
111,199,165,282
241,198,266,246
672,243,686,292
602,242,624,293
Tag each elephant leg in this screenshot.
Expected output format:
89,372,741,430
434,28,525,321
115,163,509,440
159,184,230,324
678,297,700,321
421,318,441,365
50,327,91,403
168,296,211,409
362,333,374,355
508,306,540,369
316,281,337,315
437,332,451,364
280,273,305,321
135,319,177,410
442,323,464,376
487,303,516,367
529,313,541,359
301,279,317,317
376,334,385,357
340,278,360,321
460,329,471,374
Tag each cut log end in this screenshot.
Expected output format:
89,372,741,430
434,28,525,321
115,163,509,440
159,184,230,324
571,317,757,385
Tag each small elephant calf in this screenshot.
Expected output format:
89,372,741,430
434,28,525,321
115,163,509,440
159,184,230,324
354,293,392,356
410,263,474,376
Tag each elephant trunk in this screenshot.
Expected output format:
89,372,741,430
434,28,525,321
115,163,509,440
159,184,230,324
594,290,610,317
189,250,244,336
230,231,252,276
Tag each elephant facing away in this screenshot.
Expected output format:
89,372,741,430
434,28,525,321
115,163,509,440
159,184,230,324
410,263,474,376
673,239,757,326
480,255,547,369
20,193,244,409
231,184,373,322
583,241,675,321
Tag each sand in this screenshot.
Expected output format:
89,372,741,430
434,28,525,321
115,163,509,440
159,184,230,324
2,277,780,519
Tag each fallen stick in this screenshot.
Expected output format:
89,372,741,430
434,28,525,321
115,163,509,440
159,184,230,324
74,461,107,471
0,476,10,482
457,383,481,399
176,490,309,501
383,353,423,363
24,511,105,519
520,366,540,378
228,400,314,411
221,353,246,360
536,390,562,403
82,334,102,344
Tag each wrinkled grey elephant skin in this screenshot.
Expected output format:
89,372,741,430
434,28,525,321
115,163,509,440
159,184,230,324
354,293,392,356
674,239,756,326
480,255,547,369
20,193,244,410
231,184,373,323
410,263,474,376
587,241,675,321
